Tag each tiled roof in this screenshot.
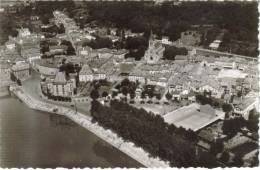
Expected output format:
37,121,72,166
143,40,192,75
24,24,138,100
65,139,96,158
54,72,67,84
79,64,92,75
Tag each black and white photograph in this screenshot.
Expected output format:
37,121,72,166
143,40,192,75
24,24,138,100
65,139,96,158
0,0,259,168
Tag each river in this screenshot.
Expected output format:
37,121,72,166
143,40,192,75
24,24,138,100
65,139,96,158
0,95,142,168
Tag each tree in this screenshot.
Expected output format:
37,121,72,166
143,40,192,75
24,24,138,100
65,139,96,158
232,154,244,167
90,89,99,100
102,91,108,98
121,86,128,96
17,79,22,86
222,117,245,138
86,37,113,49
165,92,172,101
163,46,188,60
90,99,199,167
222,103,233,113
121,78,130,87
10,72,17,82
251,151,259,167
156,94,161,101
130,91,136,100
141,91,146,100
210,139,224,155
220,150,230,162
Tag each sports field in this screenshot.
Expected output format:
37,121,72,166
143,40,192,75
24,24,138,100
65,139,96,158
163,103,225,131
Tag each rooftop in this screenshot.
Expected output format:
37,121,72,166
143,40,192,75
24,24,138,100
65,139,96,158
11,62,30,71
163,103,225,131
54,72,67,84
79,64,93,75
218,69,248,79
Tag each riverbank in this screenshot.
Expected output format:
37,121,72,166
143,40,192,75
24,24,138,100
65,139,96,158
9,85,170,168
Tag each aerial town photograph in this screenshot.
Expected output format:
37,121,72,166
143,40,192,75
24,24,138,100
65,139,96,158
0,0,259,168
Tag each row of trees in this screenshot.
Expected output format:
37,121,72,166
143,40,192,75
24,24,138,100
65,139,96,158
90,99,205,167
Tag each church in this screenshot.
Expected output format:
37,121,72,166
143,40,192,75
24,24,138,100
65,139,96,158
144,31,165,64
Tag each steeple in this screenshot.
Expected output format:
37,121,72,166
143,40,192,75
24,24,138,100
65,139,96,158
149,30,154,47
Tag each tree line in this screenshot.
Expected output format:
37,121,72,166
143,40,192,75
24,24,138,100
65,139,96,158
90,99,217,167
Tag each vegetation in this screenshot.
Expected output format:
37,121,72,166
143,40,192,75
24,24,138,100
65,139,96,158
195,94,223,108
222,103,233,113
210,139,224,155
80,1,258,57
59,63,81,75
124,36,148,60
84,36,113,49
163,46,188,60
222,117,246,138
90,100,207,167
90,89,100,100
1,1,258,57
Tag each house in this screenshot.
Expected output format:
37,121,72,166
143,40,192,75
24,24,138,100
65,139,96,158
49,45,68,54
47,72,76,97
161,36,172,45
5,41,16,50
93,71,106,81
218,69,248,79
0,61,12,80
18,28,31,37
35,59,59,76
171,90,181,101
11,62,30,81
128,70,146,84
209,40,222,50
233,97,258,120
77,46,93,57
187,91,196,102
79,64,93,82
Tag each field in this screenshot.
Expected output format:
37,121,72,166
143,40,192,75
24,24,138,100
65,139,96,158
163,103,225,131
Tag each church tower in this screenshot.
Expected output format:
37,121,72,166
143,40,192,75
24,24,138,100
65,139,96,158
144,30,165,64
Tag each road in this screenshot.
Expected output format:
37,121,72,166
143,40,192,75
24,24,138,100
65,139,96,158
22,71,92,115
10,84,169,168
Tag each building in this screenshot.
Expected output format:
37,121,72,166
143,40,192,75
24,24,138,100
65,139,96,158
18,28,31,37
49,45,68,55
233,97,258,120
35,59,60,76
47,72,76,97
79,64,93,82
161,36,172,45
5,40,16,50
163,103,225,132
144,31,165,64
11,62,30,81
209,40,222,50
0,61,12,80
21,47,41,65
